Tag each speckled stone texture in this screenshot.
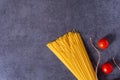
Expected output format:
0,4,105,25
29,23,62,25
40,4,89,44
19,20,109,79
0,0,120,80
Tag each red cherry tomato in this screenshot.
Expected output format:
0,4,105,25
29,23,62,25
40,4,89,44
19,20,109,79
98,38,109,50
102,62,114,74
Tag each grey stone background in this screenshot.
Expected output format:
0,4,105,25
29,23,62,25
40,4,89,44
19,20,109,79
0,0,120,80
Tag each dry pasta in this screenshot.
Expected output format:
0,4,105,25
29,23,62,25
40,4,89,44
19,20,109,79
47,31,98,80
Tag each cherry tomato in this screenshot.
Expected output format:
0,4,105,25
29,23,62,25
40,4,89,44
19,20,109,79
102,62,114,74
98,38,109,50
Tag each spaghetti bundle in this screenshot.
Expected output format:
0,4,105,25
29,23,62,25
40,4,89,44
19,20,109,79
47,31,98,80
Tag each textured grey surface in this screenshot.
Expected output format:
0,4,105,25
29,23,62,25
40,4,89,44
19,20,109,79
0,0,120,80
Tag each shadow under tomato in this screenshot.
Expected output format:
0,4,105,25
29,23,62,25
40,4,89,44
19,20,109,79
97,67,108,80
104,33,116,45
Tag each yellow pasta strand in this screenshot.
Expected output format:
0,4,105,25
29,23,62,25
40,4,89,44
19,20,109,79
47,31,98,80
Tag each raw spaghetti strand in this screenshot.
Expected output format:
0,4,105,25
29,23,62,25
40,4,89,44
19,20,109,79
47,31,98,80
75,34,95,79
71,33,89,79
52,41,78,78
67,32,88,79
69,32,94,79
56,35,79,78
